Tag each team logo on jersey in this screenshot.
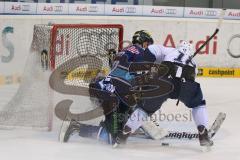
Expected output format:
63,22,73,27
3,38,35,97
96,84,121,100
125,46,140,54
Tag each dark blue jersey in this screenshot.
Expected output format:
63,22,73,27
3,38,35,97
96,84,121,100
109,45,145,81
119,44,145,63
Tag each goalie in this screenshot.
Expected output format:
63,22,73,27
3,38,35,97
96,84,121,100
60,30,169,145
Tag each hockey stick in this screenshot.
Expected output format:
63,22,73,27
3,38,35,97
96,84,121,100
192,9,226,58
165,112,226,140
208,112,226,138
176,9,226,106
134,112,226,140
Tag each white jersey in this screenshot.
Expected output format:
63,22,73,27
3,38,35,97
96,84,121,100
147,44,197,67
147,44,198,77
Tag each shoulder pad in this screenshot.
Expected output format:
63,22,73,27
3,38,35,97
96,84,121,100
125,45,141,54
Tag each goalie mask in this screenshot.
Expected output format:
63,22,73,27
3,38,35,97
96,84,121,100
132,30,154,46
177,41,194,57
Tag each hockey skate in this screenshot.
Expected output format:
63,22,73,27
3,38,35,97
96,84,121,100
198,125,213,148
59,119,81,143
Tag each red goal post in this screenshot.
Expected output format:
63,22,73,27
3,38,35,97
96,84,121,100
50,24,124,70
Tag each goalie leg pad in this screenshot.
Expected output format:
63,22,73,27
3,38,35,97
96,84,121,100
141,119,168,140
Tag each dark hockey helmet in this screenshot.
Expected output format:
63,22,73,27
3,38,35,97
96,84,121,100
132,30,154,45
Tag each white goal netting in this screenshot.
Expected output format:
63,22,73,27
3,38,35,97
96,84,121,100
0,24,123,131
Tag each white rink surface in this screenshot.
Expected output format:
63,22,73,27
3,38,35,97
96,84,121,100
0,78,240,160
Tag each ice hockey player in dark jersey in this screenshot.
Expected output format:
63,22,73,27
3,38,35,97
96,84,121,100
60,30,157,145
117,41,213,147
94,30,154,145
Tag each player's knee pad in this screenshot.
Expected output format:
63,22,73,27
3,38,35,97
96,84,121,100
178,81,206,108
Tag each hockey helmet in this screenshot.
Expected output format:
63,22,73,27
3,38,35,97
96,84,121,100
177,41,194,56
132,30,154,45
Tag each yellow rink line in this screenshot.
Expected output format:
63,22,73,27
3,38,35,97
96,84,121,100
66,68,240,79
197,68,240,78
1,68,240,86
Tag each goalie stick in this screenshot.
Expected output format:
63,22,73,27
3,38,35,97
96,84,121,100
134,112,226,141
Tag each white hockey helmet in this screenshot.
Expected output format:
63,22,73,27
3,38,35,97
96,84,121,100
177,41,194,56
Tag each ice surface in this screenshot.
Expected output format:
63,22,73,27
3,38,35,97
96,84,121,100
0,78,240,160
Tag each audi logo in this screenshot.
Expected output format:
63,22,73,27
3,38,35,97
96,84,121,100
227,34,240,58
125,7,136,13
165,9,177,15
204,10,217,16
22,5,30,11
88,6,98,12
54,6,63,12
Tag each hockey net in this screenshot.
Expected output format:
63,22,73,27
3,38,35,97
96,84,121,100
0,24,123,131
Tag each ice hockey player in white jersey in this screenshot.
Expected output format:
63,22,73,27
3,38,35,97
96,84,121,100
117,41,213,147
